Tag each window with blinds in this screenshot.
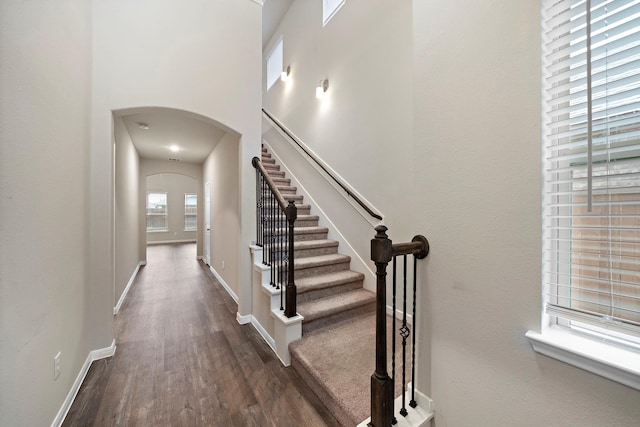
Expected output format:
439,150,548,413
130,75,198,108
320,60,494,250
184,193,197,232
146,192,168,232
543,0,640,344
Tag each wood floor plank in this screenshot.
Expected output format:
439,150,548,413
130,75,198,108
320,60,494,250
63,243,339,426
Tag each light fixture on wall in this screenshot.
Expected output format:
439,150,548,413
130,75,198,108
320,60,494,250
169,144,180,153
316,79,329,99
281,65,291,82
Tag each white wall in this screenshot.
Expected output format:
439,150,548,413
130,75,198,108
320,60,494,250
261,0,414,254
139,159,203,261
146,173,197,243
0,1,92,425
203,132,241,297
412,1,640,426
114,116,141,310
90,0,262,339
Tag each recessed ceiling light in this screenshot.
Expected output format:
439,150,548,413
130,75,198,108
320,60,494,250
169,144,180,152
137,122,149,130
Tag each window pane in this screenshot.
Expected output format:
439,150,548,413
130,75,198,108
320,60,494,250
185,193,197,231
543,0,640,340
323,0,346,25
147,193,167,232
266,39,283,90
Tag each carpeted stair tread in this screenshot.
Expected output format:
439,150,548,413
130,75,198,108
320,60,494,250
295,253,349,268
293,253,351,279
294,226,329,235
296,270,365,294
294,239,338,250
297,288,375,323
277,185,297,193
290,312,408,426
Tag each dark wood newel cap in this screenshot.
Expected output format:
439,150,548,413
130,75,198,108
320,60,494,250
371,225,392,264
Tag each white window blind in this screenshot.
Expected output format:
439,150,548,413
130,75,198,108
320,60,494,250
543,0,640,343
147,192,168,232
184,193,197,231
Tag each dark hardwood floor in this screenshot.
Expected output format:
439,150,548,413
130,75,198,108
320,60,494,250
63,243,340,427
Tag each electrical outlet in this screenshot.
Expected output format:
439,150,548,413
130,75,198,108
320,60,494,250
54,352,61,380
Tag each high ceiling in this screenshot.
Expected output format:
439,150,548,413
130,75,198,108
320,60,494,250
263,0,294,49
118,2,293,163
121,109,227,164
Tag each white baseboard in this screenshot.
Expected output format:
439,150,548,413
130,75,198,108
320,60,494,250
209,266,238,303
250,316,276,352
147,239,196,245
236,312,252,325
114,262,143,315
51,339,116,427
387,305,414,326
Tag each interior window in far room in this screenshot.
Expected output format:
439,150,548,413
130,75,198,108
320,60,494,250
146,192,168,232
184,193,197,231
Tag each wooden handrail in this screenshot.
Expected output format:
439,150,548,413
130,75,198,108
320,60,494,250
252,156,298,318
252,156,288,211
262,108,383,221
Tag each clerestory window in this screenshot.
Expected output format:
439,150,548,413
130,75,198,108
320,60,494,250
323,0,346,26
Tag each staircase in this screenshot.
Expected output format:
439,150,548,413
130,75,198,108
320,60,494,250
261,146,376,333
260,146,379,425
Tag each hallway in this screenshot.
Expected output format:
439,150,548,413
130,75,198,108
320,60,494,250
63,243,339,426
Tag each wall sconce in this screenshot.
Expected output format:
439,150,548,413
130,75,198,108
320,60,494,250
316,79,329,99
281,65,291,82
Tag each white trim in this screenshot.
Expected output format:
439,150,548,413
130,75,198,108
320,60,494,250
146,239,196,245
387,305,413,326
139,260,147,266
209,265,238,303
51,340,116,427
250,0,264,5
114,261,143,314
236,312,252,325
357,384,434,427
251,316,276,352
526,328,640,391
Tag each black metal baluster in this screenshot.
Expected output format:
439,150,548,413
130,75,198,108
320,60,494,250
276,199,281,290
399,255,409,417
391,256,398,426
410,255,418,408
269,191,275,288
255,168,260,247
280,207,285,310
262,177,268,265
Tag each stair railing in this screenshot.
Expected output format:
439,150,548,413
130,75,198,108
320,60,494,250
370,225,429,427
252,156,298,318
262,108,383,221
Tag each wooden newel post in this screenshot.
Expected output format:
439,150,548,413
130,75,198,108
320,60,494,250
284,200,297,318
369,225,393,427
